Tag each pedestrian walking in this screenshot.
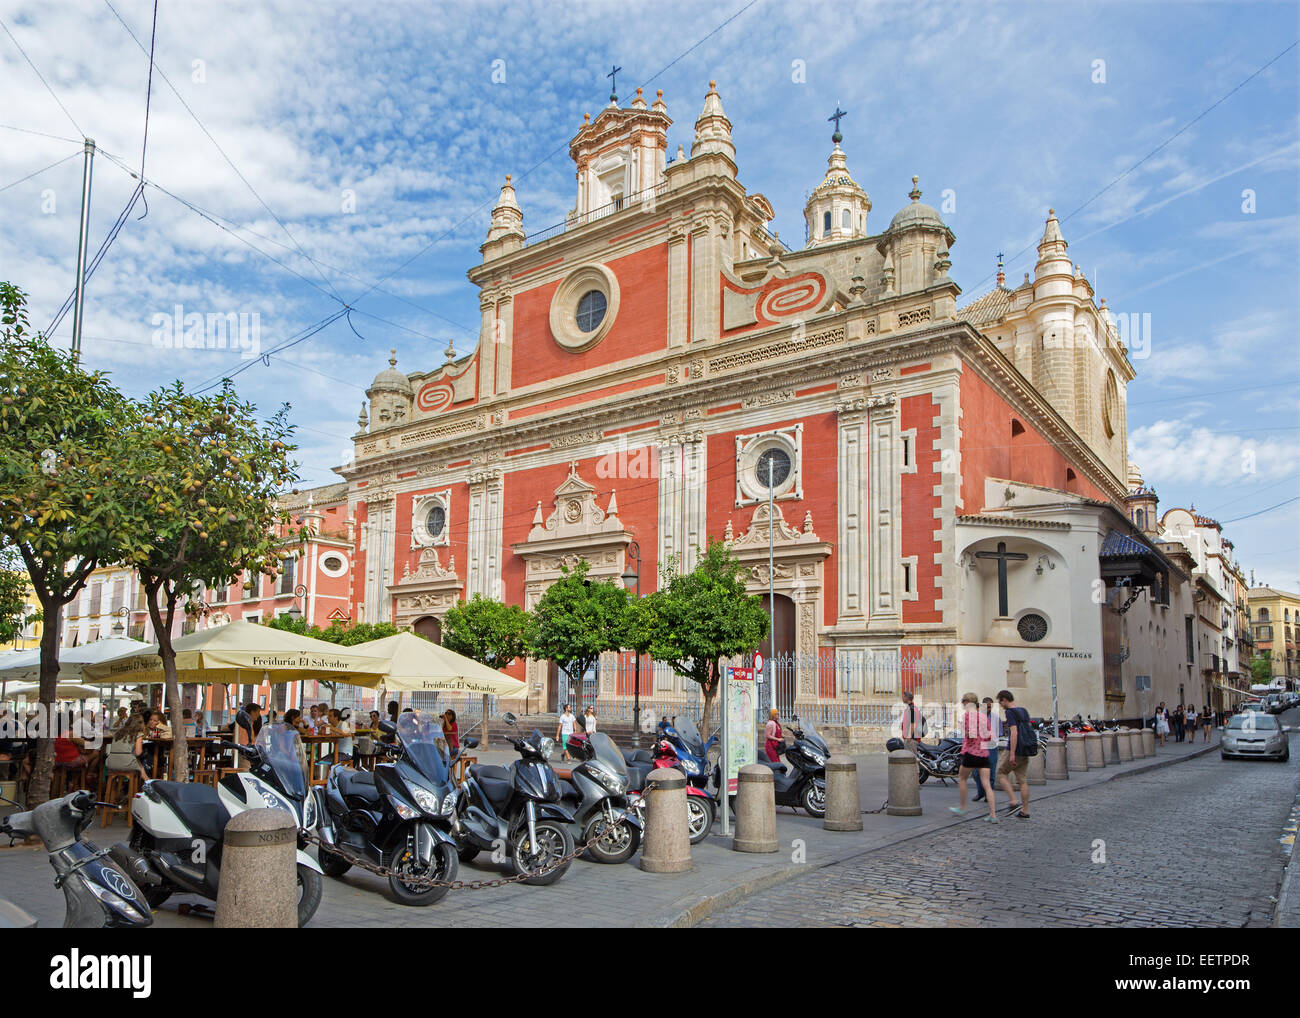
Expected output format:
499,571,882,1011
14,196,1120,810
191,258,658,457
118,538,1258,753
1174,704,1186,742
995,690,1032,818
1201,705,1213,742
1185,703,1197,742
1155,702,1170,746
764,709,783,763
556,704,576,761
973,697,999,801
950,693,996,822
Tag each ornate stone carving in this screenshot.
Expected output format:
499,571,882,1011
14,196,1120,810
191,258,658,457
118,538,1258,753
552,429,603,449
867,392,897,410
706,326,845,375
898,306,932,328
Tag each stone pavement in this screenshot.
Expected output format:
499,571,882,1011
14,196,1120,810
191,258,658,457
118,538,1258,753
0,724,1233,928
701,734,1299,927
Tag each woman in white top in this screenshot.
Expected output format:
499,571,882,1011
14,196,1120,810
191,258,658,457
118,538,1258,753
326,708,354,762
583,706,597,737
1155,704,1170,745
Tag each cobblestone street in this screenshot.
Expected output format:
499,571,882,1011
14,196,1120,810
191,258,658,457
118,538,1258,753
702,740,1299,928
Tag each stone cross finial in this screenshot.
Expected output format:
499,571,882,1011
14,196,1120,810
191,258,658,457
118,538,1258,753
909,176,921,201
828,104,847,144
607,64,622,103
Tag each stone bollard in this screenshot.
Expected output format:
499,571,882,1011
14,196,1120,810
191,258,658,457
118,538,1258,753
1141,728,1155,758
1117,729,1135,762
823,759,862,832
1101,730,1120,765
1044,738,1068,780
215,808,298,928
1085,731,1105,768
639,768,692,873
1027,749,1046,785
1065,735,1089,772
732,765,778,853
886,749,922,816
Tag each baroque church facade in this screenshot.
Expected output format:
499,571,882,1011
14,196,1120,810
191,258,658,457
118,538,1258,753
339,81,1166,723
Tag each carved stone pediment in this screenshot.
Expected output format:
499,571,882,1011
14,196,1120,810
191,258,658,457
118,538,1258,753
526,462,627,543
390,548,463,625
730,501,819,549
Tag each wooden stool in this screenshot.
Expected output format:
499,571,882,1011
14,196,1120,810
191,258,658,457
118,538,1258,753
101,770,141,828
51,763,87,799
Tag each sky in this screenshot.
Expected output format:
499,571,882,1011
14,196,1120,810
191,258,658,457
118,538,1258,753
1,0,1297,587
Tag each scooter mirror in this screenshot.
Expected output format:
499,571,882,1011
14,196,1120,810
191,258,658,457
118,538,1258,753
501,712,518,727
378,719,398,736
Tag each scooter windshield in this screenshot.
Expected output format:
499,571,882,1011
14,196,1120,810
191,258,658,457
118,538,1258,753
588,732,628,778
672,715,705,756
396,711,450,786
259,725,308,799
796,717,829,756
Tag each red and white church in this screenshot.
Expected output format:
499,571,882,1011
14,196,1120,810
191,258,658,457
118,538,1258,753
297,82,1177,723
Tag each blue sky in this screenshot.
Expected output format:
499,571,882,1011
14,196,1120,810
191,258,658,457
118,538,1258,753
1,0,1297,586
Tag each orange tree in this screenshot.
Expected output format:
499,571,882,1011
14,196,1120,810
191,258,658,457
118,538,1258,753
627,539,768,738
118,380,300,779
0,283,136,805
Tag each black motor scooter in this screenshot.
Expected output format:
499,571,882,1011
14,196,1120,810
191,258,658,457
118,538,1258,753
455,712,576,885
317,710,474,906
555,731,643,864
755,715,829,817
1,790,152,928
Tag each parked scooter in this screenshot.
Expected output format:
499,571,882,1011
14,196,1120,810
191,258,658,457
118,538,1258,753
454,713,577,885
656,714,717,790
317,710,473,906
115,722,323,926
625,736,716,844
1,790,152,928
554,731,643,864
747,715,829,817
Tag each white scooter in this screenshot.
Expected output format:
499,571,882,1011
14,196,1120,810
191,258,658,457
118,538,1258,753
112,722,324,926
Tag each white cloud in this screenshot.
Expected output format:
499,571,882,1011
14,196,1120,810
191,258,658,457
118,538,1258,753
1130,418,1295,485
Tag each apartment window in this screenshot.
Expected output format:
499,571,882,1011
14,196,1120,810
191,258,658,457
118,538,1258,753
1184,616,1195,663
89,581,103,617
278,557,296,596
903,563,912,593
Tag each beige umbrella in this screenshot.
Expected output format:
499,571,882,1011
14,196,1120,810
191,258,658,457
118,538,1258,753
3,680,106,700
81,619,391,687
350,632,525,696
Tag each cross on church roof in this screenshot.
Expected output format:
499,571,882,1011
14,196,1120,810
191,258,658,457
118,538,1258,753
607,64,622,103
828,104,848,144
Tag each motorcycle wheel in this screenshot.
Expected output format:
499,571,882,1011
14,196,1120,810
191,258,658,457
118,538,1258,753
582,813,640,864
511,821,573,885
297,864,323,927
318,848,352,878
801,782,827,818
686,796,713,845
388,840,457,907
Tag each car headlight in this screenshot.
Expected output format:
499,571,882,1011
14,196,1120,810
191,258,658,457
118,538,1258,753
411,787,440,816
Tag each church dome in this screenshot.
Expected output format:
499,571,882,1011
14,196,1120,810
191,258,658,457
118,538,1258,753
888,176,948,234
368,350,412,396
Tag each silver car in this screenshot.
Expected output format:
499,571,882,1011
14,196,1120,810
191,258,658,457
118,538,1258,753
1221,711,1289,762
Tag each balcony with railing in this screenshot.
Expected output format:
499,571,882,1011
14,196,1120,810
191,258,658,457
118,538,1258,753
524,182,670,248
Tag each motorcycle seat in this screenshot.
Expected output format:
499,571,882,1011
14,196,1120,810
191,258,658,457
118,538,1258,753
757,758,785,772
623,749,654,766
150,780,227,843
335,768,380,802
916,741,942,754
470,765,513,808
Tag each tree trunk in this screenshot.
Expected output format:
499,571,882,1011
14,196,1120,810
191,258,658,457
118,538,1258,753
27,599,63,808
147,595,189,782
700,672,718,742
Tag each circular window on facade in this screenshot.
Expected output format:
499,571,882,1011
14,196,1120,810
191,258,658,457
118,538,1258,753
754,447,791,489
576,290,607,333
1017,613,1049,643
319,553,347,578
426,504,446,540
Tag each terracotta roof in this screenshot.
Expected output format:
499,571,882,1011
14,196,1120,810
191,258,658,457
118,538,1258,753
959,286,1017,326
955,514,1070,530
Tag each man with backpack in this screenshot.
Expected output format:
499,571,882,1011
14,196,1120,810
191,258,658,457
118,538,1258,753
900,690,925,753
996,689,1035,819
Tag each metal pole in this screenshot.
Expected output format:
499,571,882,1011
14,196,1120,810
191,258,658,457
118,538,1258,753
720,665,729,838
1051,656,1059,733
71,138,95,359
630,541,642,748
767,460,775,715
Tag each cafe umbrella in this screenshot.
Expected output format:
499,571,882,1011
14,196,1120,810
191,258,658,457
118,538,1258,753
345,632,526,697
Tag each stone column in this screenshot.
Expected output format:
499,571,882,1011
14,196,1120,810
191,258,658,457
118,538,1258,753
1117,729,1135,762
866,392,900,632
1044,738,1068,779
1065,735,1089,772
1027,749,1046,785
1084,731,1104,768
1140,728,1155,757
823,759,862,831
886,749,921,815
1101,730,1120,765
639,769,691,872
732,765,778,852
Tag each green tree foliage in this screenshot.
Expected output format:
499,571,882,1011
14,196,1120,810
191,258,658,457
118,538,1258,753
117,380,300,779
0,546,30,646
1249,653,1273,685
443,594,530,670
0,283,135,804
527,559,629,699
628,539,769,737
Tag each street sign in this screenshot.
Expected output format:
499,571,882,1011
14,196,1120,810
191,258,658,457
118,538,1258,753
753,652,763,677
725,666,756,795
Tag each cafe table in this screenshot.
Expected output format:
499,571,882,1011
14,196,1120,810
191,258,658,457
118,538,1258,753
142,736,216,779
299,733,341,787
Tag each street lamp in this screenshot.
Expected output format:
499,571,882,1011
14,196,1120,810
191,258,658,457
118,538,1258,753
621,541,642,748
287,584,308,623
111,605,130,636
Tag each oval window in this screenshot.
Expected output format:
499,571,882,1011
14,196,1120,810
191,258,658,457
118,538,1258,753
426,504,446,539
576,290,607,333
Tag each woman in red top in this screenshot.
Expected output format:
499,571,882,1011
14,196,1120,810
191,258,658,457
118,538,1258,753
441,710,459,752
950,693,997,821
764,709,783,763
